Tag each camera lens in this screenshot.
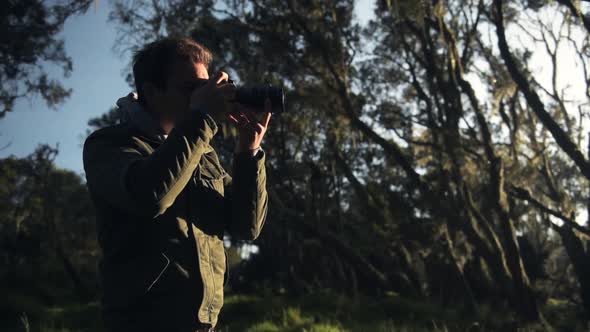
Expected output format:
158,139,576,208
235,84,285,114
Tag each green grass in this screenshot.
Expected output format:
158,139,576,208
0,285,102,332
215,291,541,332
0,288,585,332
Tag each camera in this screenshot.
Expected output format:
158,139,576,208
228,80,285,114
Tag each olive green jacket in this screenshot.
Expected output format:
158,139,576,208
83,98,268,330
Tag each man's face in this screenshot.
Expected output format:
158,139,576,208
147,57,209,131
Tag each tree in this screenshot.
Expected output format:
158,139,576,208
0,0,93,118
101,0,590,326
0,145,99,300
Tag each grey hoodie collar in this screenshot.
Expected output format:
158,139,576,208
117,92,168,141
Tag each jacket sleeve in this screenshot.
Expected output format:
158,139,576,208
223,149,268,240
83,110,217,218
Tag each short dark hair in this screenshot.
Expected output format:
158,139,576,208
132,37,213,104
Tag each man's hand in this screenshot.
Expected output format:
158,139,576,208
228,98,272,154
188,71,235,123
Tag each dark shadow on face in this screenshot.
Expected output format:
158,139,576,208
149,58,210,133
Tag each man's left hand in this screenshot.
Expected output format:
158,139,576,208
228,98,272,154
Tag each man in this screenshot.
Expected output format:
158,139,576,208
83,37,270,332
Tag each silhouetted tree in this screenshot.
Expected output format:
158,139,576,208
0,0,93,118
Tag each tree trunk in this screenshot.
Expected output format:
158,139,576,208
555,224,590,318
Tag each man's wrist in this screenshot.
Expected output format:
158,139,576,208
250,146,262,157
235,146,262,157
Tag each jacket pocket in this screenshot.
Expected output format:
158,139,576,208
145,252,171,293
193,163,228,235
102,252,171,308
196,158,227,196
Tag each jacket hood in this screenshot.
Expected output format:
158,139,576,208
117,92,167,141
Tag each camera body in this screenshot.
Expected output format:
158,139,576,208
228,80,285,114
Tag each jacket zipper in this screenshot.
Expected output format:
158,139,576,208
192,165,217,324
207,238,215,322
188,174,212,323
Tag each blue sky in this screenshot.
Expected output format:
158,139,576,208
0,2,128,175
0,1,375,176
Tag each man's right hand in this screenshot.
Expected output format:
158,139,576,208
189,71,235,123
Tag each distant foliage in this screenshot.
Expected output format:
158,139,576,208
0,0,93,118
4,0,590,329
103,0,590,326
0,145,99,301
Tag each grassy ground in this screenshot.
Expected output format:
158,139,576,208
1,288,586,332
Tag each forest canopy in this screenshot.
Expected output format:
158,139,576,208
3,0,590,331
